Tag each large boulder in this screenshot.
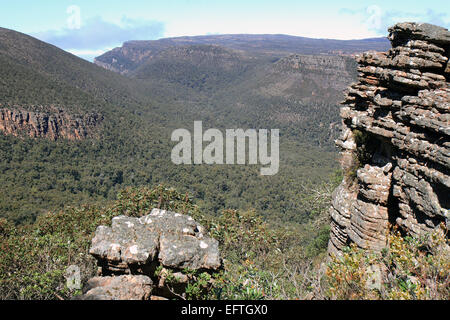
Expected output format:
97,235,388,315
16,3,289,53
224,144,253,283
388,22,450,46
89,208,221,273
80,208,222,300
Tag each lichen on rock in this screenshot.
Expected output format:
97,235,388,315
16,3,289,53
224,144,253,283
81,208,222,300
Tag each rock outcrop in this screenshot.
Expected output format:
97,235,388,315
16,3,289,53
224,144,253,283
80,208,221,300
0,106,102,141
328,22,449,256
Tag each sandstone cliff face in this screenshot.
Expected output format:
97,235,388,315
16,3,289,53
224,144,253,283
0,106,102,141
328,22,449,256
273,54,357,92
94,42,158,75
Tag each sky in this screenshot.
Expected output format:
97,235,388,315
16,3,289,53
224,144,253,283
0,0,449,61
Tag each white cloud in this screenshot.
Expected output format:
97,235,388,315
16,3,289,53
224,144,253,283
340,6,450,36
65,48,114,62
33,16,165,51
31,15,164,61
66,48,112,56
366,5,382,31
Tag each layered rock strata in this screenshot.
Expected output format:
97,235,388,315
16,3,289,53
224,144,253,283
328,22,449,256
0,106,102,140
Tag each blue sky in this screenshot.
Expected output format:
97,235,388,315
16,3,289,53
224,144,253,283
1,0,449,60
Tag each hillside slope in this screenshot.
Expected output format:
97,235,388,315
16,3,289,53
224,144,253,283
97,39,361,146
0,29,342,223
0,27,152,111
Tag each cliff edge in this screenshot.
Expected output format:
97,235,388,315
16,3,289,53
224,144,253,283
328,22,449,256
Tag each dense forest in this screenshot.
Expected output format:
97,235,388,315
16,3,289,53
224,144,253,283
0,27,362,226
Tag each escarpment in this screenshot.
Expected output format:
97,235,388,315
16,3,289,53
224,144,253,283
0,106,102,141
328,22,449,256
273,54,358,92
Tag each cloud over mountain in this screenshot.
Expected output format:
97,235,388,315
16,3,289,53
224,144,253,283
32,16,165,59
339,6,449,36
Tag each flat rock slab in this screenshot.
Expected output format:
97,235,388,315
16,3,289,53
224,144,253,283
389,22,450,46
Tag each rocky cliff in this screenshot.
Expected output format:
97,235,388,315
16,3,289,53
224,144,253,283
94,34,390,75
328,22,449,256
273,54,358,92
0,106,102,141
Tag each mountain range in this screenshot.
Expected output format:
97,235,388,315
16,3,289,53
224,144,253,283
0,27,390,225
94,34,390,74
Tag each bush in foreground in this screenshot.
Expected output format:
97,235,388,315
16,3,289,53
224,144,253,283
325,226,449,300
2,183,446,300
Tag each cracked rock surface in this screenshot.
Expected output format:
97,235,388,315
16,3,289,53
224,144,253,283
80,208,221,300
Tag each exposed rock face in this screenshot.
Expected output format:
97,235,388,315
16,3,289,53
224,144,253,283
328,22,449,256
0,106,102,140
94,35,390,75
81,209,221,300
273,54,358,92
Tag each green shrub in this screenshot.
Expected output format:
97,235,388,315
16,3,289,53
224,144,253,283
113,185,199,218
0,184,202,300
344,129,375,181
325,226,449,300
